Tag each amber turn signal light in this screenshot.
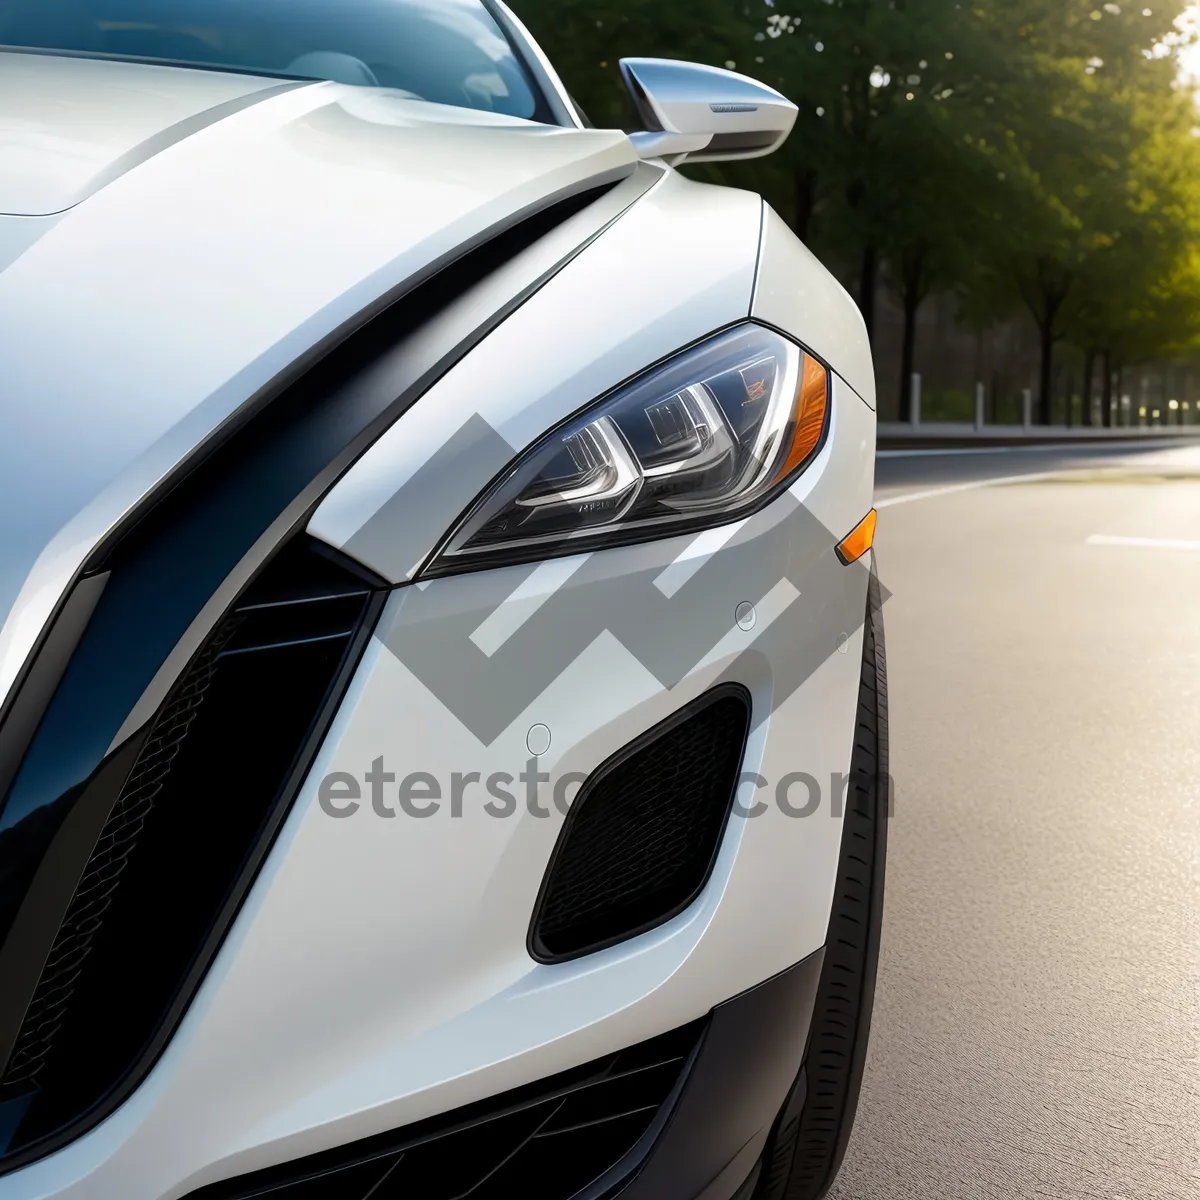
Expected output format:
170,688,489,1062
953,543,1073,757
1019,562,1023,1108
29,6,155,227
836,509,877,565
772,354,829,485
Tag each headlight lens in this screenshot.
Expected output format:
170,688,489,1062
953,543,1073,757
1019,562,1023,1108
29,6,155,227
428,323,828,572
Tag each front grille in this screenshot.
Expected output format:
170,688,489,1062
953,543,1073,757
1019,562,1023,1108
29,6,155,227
530,686,751,963
185,1019,705,1200
0,538,380,1153
0,622,236,1094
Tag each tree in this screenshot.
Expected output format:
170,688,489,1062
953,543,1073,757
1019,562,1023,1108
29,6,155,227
1056,14,1200,424
509,0,1200,419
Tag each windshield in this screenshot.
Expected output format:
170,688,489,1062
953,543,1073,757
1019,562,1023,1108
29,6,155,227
0,0,551,120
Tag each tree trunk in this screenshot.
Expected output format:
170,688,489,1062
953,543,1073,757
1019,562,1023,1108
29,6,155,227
859,245,878,343
794,167,818,243
897,253,924,422
1101,351,1114,427
1020,264,1071,425
1037,318,1055,425
1082,350,1096,427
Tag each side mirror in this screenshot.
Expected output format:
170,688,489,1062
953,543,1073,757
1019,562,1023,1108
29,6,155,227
620,57,797,165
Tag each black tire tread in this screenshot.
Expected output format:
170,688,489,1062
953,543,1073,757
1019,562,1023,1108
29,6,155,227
757,571,889,1200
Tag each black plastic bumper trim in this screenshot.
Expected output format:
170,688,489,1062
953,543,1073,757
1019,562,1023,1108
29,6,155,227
617,949,824,1200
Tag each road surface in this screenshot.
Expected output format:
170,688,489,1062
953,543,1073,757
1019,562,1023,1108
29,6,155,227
828,440,1200,1200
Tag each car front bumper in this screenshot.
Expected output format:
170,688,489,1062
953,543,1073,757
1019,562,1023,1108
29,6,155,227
4,371,875,1200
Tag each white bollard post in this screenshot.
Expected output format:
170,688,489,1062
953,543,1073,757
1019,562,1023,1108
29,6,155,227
911,373,921,427
1022,388,1033,431
975,381,985,431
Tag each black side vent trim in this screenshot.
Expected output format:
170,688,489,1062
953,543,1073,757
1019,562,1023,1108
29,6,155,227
0,537,383,1158
529,685,752,964
183,1019,706,1200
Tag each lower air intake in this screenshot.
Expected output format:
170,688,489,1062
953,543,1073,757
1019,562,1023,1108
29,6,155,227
184,1019,705,1200
0,538,379,1155
530,685,751,964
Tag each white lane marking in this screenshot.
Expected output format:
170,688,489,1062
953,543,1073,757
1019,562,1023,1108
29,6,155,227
1086,534,1200,552
695,578,801,670
879,446,1065,459
877,438,1194,459
653,520,749,599
470,554,591,657
875,470,1065,508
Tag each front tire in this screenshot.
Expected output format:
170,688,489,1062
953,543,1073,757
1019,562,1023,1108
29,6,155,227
756,568,889,1200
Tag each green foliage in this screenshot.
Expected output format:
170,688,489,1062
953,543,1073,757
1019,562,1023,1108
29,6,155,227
511,0,1200,406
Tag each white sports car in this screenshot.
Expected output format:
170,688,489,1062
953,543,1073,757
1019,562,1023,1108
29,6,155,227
0,3,886,1199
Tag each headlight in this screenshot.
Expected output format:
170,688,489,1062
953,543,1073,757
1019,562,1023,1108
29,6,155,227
426,323,828,574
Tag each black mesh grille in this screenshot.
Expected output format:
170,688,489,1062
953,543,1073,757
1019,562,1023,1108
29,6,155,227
184,1019,705,1200
0,623,236,1092
0,538,380,1153
530,687,751,964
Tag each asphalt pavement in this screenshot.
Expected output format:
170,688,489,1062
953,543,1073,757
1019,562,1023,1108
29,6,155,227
827,440,1200,1200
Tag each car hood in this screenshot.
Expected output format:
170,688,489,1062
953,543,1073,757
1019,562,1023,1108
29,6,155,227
0,52,638,709
0,52,294,217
